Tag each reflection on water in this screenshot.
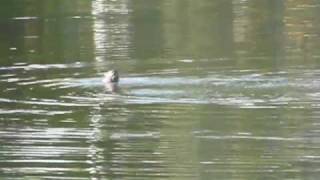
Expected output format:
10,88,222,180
1,0,320,179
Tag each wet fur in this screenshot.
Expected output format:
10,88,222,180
104,70,119,83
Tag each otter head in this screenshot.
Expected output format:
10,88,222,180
104,70,119,83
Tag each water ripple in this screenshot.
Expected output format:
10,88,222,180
0,62,86,71
0,109,72,116
0,98,95,107
194,134,305,141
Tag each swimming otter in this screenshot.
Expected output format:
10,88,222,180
103,69,119,83
103,70,119,92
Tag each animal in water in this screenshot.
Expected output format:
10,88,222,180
103,70,119,92
103,69,119,83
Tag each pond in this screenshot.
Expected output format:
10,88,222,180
0,0,320,179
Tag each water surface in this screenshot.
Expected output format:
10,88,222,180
1,0,320,179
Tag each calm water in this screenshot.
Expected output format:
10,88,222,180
1,0,320,179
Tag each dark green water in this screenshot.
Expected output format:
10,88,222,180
1,0,320,179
